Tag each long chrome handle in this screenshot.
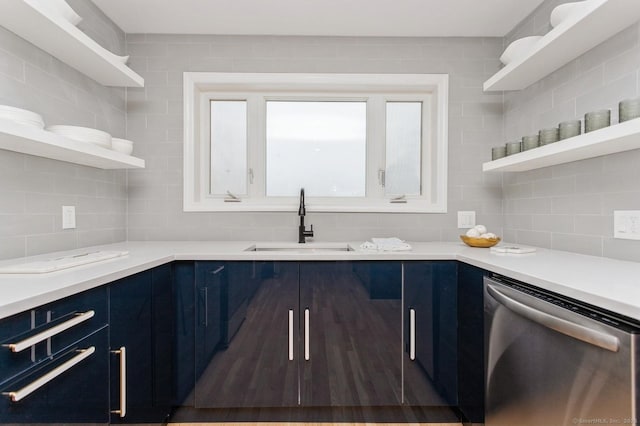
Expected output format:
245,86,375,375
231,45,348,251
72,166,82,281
487,284,620,352
2,346,95,402
3,310,95,353
304,308,310,361
288,310,294,361
409,308,416,361
111,346,127,418
212,265,225,275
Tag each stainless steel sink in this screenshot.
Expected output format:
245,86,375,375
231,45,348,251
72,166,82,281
244,243,355,252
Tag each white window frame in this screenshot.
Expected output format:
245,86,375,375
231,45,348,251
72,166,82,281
183,72,448,213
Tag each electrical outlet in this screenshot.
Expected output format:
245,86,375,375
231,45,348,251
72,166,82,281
62,206,76,230
457,211,476,229
614,210,640,240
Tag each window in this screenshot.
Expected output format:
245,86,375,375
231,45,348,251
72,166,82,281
184,73,448,213
265,101,367,197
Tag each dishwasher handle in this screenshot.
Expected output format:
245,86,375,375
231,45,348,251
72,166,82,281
486,283,620,352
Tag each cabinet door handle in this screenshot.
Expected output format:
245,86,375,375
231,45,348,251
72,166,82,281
3,310,95,353
212,266,225,275
410,308,416,361
304,308,310,361
2,346,95,402
288,310,294,361
111,346,127,418
203,287,209,327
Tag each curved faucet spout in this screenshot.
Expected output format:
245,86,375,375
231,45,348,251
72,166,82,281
298,188,306,216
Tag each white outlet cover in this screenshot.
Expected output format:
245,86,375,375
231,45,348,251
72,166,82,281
457,211,476,229
614,210,640,240
62,205,76,230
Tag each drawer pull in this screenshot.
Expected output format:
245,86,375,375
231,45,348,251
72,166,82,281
2,346,95,402
4,310,95,353
111,346,127,418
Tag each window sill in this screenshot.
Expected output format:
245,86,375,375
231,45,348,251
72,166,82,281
184,199,447,213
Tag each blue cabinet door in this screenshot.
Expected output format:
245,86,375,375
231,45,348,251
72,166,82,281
194,261,299,408
110,265,173,423
300,261,402,407
173,261,196,406
456,262,485,423
403,261,458,406
194,261,223,383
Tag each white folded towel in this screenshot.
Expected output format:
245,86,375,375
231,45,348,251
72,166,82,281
360,237,412,251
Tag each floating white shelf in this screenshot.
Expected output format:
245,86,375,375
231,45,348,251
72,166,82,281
483,118,640,172
484,0,640,92
0,0,143,87
0,120,145,169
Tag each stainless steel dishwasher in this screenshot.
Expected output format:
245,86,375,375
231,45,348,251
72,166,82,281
484,275,640,426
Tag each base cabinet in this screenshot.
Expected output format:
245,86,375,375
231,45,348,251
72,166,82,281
193,261,299,408
300,261,402,407
186,260,457,411
0,287,109,424
404,261,458,406
457,262,486,423
109,264,173,423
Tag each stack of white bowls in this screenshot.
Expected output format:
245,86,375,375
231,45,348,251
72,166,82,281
0,105,45,128
499,36,543,66
550,1,590,28
111,138,134,155
46,125,112,149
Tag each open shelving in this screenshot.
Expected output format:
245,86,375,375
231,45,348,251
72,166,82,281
0,0,144,87
484,0,640,92
483,118,640,172
0,120,145,169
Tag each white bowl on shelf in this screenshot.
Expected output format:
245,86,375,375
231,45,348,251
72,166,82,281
550,1,589,28
0,105,45,128
46,125,112,149
111,138,134,155
500,36,543,65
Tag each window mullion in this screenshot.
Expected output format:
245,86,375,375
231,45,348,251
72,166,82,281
367,96,386,199
247,95,265,198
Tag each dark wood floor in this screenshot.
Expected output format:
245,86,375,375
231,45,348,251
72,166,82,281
172,262,459,424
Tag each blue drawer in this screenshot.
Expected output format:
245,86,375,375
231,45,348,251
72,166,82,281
0,326,109,423
0,286,107,386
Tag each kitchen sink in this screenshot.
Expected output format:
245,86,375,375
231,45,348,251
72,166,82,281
244,243,355,252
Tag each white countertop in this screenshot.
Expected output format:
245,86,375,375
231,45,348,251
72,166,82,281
0,240,639,322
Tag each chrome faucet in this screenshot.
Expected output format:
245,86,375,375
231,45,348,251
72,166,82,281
298,188,314,243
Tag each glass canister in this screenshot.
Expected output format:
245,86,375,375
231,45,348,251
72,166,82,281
559,120,581,140
584,109,611,132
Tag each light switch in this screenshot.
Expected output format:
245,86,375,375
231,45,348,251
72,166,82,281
62,206,76,229
614,210,640,240
457,211,476,229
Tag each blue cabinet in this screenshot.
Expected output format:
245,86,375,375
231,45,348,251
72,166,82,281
109,263,173,423
173,261,196,406
456,262,486,424
300,261,402,407
193,261,299,408
0,286,109,423
194,261,223,383
403,261,458,406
